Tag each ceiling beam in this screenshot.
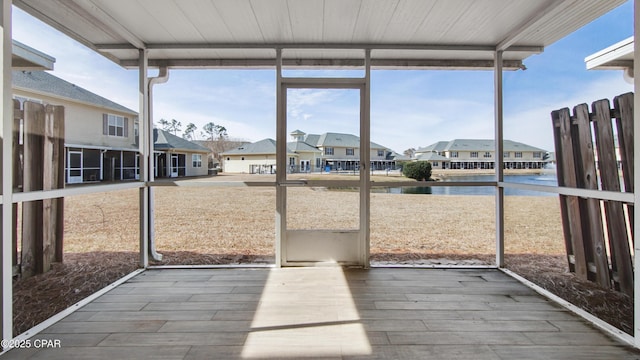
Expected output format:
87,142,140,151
497,0,575,51
118,58,524,71
97,42,543,53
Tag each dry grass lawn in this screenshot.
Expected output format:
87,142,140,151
13,174,631,336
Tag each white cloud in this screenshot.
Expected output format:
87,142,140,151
504,74,633,151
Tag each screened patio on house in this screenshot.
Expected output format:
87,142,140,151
1,0,639,358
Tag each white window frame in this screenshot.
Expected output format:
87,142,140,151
377,149,384,157
108,114,125,137
346,148,354,156
515,152,523,158
450,151,458,158
470,152,479,158
325,147,334,155
192,154,202,168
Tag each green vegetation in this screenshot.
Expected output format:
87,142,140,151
402,161,432,181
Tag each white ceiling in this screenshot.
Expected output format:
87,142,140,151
14,0,627,70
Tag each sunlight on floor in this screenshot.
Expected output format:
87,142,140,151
241,267,372,358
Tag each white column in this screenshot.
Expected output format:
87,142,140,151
275,49,284,267
633,0,640,347
138,49,149,267
0,0,11,342
494,50,505,267
360,50,371,268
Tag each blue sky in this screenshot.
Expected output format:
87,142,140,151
11,2,634,153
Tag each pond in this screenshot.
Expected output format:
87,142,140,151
374,174,559,196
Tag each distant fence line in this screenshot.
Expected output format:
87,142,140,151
551,92,633,295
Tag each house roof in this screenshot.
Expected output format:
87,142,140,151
12,70,137,115
585,36,633,70
14,1,625,70
386,151,411,161
442,139,547,153
416,141,449,153
12,40,55,70
154,129,210,153
222,138,296,156
287,141,321,153
315,132,387,150
415,152,449,162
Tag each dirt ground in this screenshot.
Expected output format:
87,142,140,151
12,176,633,337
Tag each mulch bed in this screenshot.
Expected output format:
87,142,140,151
12,251,633,337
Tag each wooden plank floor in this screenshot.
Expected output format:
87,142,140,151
4,267,640,359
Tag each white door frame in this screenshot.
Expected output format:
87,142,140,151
275,50,371,267
170,154,179,177
67,149,83,184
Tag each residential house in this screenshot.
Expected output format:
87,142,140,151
222,130,396,173
13,46,209,183
151,129,210,178
415,139,548,170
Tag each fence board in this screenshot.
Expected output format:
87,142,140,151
42,105,65,271
572,104,610,287
592,99,633,295
552,108,588,279
614,93,634,237
22,102,45,277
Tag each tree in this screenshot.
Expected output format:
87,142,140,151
403,148,416,158
402,161,432,181
158,118,170,130
167,119,182,135
201,122,227,141
183,123,197,140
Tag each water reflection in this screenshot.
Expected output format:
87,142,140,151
377,174,558,196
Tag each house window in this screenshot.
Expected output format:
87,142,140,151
107,114,125,137
433,162,439,167
346,148,354,156
450,151,458,158
192,154,202,168
470,152,479,158
515,152,523,158
533,152,542,158
504,152,510,158
325,147,334,155
289,157,295,166
377,149,384,157
134,121,139,138
483,152,491,158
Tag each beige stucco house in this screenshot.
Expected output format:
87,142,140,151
416,139,548,170
13,51,209,183
222,130,396,173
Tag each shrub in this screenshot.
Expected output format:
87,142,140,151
402,161,432,181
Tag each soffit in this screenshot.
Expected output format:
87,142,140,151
14,0,626,70
585,36,634,70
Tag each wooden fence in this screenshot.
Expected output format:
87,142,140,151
13,100,65,278
551,92,633,295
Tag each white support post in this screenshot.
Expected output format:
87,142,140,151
494,50,505,267
360,50,371,268
138,49,149,267
275,48,284,267
633,0,640,347
0,0,11,343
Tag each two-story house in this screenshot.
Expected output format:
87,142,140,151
415,139,548,170
13,43,209,183
222,130,396,173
